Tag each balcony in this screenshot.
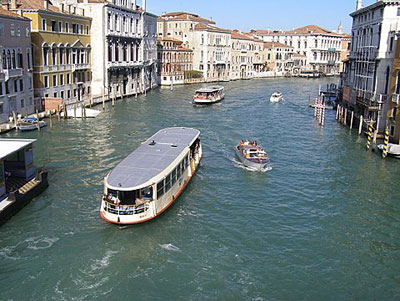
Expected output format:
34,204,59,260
4,69,22,81
327,48,337,52
72,64,90,72
355,91,384,111
107,61,143,69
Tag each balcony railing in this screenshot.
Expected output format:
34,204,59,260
72,64,90,72
4,69,22,81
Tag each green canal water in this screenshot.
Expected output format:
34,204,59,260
1,78,400,299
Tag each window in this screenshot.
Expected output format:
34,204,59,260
51,20,56,32
58,21,62,32
42,19,46,31
86,26,89,34
73,89,77,97
0,103,3,114
19,79,23,91
65,22,69,33
20,99,24,108
60,90,64,99
157,180,164,198
165,173,171,192
10,23,15,36
17,52,23,68
67,90,70,99
0,82,3,95
66,73,70,84
60,74,64,85
398,7,400,16
25,27,29,37
72,24,78,34
16,25,20,36
0,22,3,36
53,92,57,98
52,75,57,86
43,47,48,65
13,79,17,92
44,76,49,87
171,169,177,186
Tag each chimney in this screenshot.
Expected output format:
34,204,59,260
142,0,146,11
11,0,17,10
44,0,49,10
356,0,363,10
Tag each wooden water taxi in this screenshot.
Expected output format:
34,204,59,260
235,140,270,171
193,86,225,104
100,127,202,225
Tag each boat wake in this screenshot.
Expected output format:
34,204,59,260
159,243,181,252
231,158,272,172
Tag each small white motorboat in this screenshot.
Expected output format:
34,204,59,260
60,107,101,118
377,143,400,158
17,117,46,131
193,86,225,105
270,92,283,102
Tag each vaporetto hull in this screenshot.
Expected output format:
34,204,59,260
234,146,269,171
100,127,202,225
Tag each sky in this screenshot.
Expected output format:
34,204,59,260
147,0,378,34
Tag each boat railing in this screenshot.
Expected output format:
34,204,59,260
102,198,151,215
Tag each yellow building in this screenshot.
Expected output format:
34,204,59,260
12,0,91,107
387,34,400,144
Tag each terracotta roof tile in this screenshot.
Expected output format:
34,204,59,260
194,23,230,34
16,0,61,13
159,12,215,24
251,25,349,37
0,7,28,19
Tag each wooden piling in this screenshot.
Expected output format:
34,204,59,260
358,115,363,135
102,94,105,110
63,103,67,119
12,111,17,127
336,104,340,120
36,110,40,131
112,90,115,107
73,103,76,119
81,106,85,119
90,97,92,108
350,111,354,129
344,108,347,126
49,111,53,127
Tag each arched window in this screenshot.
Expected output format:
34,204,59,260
12,50,16,68
385,66,390,94
2,50,6,69
7,50,11,68
396,70,400,94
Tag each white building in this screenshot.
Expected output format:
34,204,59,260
158,12,231,82
0,8,34,123
77,0,157,100
340,0,400,133
250,24,345,75
230,30,258,80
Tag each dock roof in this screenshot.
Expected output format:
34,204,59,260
0,139,36,160
107,127,200,189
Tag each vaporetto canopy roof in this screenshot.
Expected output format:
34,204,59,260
106,127,200,190
0,139,36,160
195,86,224,93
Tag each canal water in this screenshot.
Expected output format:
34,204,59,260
1,78,400,299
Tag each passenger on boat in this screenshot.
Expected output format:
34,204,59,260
240,140,244,146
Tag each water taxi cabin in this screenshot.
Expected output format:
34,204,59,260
101,127,202,225
0,139,48,225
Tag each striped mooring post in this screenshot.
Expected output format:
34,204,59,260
366,124,374,150
382,126,390,158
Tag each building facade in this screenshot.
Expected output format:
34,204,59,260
251,25,345,75
157,37,193,85
0,6,34,123
230,30,256,80
158,12,231,82
340,0,400,134
262,42,294,75
12,0,92,108
77,0,157,100
387,33,400,143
